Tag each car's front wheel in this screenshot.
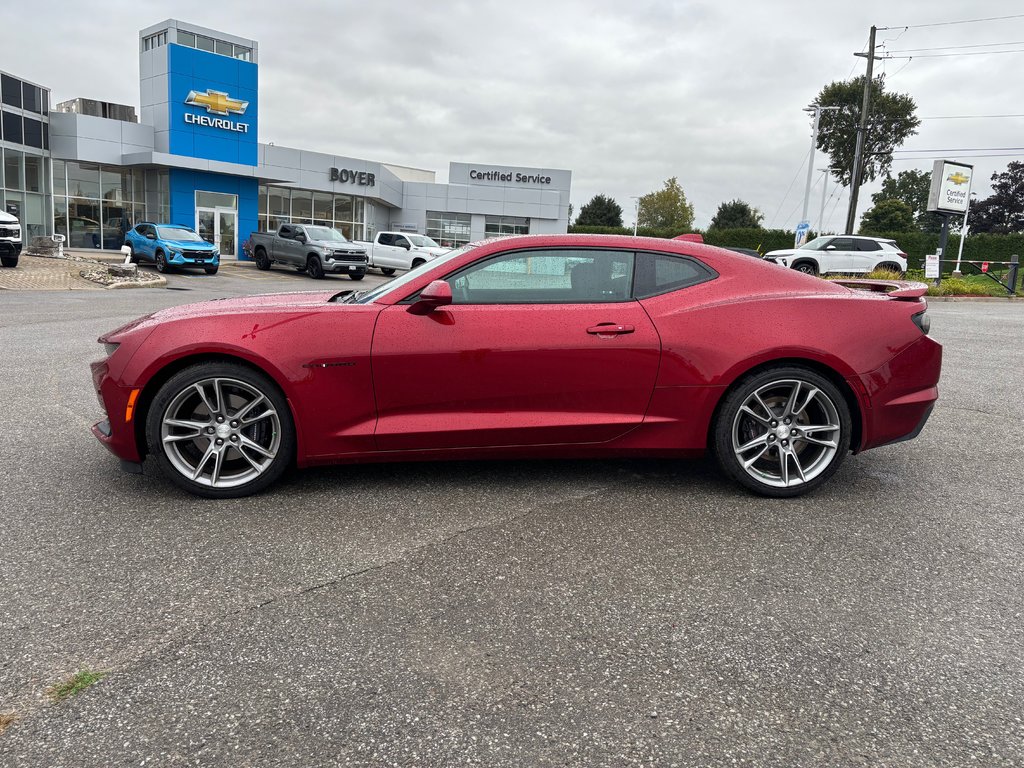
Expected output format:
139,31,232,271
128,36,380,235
713,366,851,497
380,267,396,276
0,255,18,268
145,362,295,498
306,254,325,279
792,260,818,276
155,250,169,273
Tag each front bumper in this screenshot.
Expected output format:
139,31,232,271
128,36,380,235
0,240,23,256
325,259,367,273
169,251,219,267
90,358,144,462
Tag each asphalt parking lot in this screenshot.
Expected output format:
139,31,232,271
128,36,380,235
0,282,1021,766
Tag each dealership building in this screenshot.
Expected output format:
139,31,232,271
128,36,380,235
0,19,571,258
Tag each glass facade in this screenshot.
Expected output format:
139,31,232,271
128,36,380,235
484,215,530,238
53,161,145,249
172,29,252,61
2,70,51,239
256,185,366,240
426,211,472,249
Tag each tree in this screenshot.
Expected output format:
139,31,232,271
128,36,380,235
871,169,943,233
859,199,915,233
814,75,921,188
575,194,623,227
967,162,1024,234
709,199,764,229
636,177,694,231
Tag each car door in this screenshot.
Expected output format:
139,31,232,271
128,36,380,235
851,238,881,272
278,225,300,266
374,233,403,269
821,237,856,273
370,247,662,451
137,224,157,261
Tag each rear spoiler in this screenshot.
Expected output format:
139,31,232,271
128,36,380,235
832,279,928,300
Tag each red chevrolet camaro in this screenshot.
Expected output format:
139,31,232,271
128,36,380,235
90,234,941,499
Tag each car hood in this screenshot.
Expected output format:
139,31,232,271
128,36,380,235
163,239,216,250
310,240,367,251
764,248,800,257
416,247,448,258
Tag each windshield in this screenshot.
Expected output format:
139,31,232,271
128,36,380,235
304,226,348,242
157,226,204,242
408,234,441,248
354,244,476,304
797,237,831,251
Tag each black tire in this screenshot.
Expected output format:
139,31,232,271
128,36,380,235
145,362,295,499
792,260,818,276
0,256,17,268
306,254,325,279
349,270,365,281
254,248,271,270
411,258,426,269
380,267,396,276
155,250,169,273
712,365,851,498
204,266,219,275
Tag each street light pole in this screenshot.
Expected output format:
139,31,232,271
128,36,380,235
632,197,640,236
801,106,841,232
953,192,977,276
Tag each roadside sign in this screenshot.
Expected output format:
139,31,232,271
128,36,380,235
927,160,974,215
794,220,810,248
981,262,989,273
925,253,940,279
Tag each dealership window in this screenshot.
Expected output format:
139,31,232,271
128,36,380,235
1,74,21,108
4,149,23,191
24,155,45,193
484,215,530,238
53,161,144,249
142,31,167,51
256,185,366,239
177,30,196,48
2,111,22,144
426,211,471,249
233,45,252,61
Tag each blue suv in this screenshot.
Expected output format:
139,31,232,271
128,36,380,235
124,223,220,275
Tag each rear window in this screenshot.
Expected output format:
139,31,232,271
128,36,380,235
856,239,882,251
634,252,716,299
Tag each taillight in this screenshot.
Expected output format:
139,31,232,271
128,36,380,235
912,309,930,335
897,251,908,259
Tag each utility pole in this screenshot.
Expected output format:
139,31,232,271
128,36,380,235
818,168,832,234
845,25,877,234
632,196,640,236
801,105,841,233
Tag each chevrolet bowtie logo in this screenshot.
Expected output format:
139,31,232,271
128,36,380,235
947,171,970,186
185,89,248,117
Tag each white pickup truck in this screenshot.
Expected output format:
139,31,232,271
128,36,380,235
0,211,23,268
355,232,449,275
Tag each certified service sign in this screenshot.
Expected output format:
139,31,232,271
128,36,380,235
927,160,973,215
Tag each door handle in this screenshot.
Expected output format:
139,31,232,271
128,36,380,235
586,323,635,335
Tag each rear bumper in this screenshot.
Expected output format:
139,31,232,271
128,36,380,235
855,335,943,451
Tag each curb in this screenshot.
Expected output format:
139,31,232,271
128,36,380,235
104,276,168,290
927,295,1019,302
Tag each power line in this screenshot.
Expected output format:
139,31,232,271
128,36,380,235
887,39,1024,52
920,114,1024,119
888,48,1024,58
891,153,1024,160
891,146,1024,152
879,13,1024,30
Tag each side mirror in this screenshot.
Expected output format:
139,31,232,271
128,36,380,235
295,233,307,243
407,280,452,315
402,241,411,250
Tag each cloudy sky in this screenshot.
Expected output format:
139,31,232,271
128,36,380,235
11,0,1024,230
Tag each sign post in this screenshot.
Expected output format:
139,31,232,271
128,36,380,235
926,160,974,288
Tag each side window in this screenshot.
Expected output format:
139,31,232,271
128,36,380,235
446,249,634,304
144,225,157,238
378,233,393,246
829,238,855,251
857,239,881,251
134,224,147,235
394,236,410,248
279,226,293,239
634,252,716,299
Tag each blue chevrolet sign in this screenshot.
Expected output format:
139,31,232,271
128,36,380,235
168,44,258,165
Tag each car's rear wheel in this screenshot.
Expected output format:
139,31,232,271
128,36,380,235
307,254,325,279
713,366,850,497
155,250,168,273
875,262,904,276
792,260,818,276
146,362,295,498
380,267,396,276
254,248,271,271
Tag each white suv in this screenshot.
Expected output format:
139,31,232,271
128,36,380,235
764,236,907,276
0,211,22,268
